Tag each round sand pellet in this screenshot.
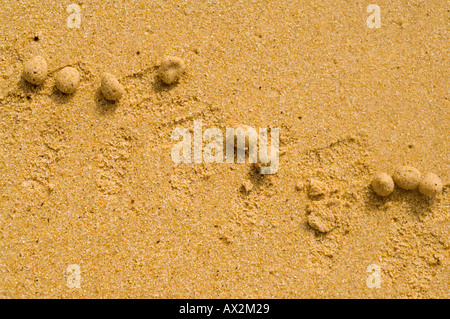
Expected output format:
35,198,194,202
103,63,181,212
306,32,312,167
100,72,124,101
22,55,48,85
55,67,80,94
158,56,185,85
392,166,421,190
371,172,395,196
418,172,443,197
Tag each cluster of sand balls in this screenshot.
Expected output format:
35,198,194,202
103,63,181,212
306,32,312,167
22,55,185,101
371,166,443,198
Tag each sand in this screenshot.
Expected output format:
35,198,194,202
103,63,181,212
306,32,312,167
0,0,448,298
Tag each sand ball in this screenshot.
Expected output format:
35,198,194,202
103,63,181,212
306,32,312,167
371,172,395,196
419,172,443,197
55,67,80,94
100,72,124,101
393,166,421,190
22,55,48,85
226,124,256,152
158,56,185,85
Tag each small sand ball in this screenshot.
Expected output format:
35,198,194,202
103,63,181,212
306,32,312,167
100,72,124,101
419,173,443,197
158,56,185,85
295,181,305,191
226,124,255,152
393,166,421,190
22,55,47,85
306,204,336,233
55,67,80,94
371,172,395,196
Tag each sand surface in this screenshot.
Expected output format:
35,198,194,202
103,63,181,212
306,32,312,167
0,0,449,298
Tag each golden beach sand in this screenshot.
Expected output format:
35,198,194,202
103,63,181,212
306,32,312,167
0,0,448,298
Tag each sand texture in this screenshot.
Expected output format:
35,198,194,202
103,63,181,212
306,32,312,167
0,0,449,298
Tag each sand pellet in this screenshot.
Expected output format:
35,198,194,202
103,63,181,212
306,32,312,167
100,72,124,101
371,172,395,196
158,56,185,85
392,166,421,190
418,172,443,197
22,55,48,85
55,67,80,94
